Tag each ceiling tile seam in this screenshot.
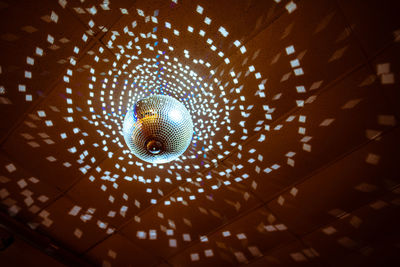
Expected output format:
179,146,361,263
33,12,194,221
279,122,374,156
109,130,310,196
295,183,400,247
217,57,370,170
0,36,123,217
64,5,103,36
216,36,373,166
80,231,171,265
0,146,124,242
305,181,400,233
0,0,142,147
83,1,141,66
0,37,101,147
195,2,289,76
161,205,306,266
176,0,295,93
0,147,77,198
362,34,399,64
241,241,329,267
235,179,311,253
110,162,231,218
243,65,395,201
363,42,400,123
265,172,400,246
27,147,124,227
64,0,135,62
0,130,114,195
333,0,400,124
85,232,171,267
334,0,380,62
96,0,288,79
241,242,329,267
210,0,384,166
75,143,233,254
77,157,232,256
58,146,125,197
77,0,178,76
261,124,400,208
256,207,333,267
79,163,239,255
0,2,115,144
0,209,93,266
64,0,136,40
224,185,331,266
161,203,272,261
30,200,121,258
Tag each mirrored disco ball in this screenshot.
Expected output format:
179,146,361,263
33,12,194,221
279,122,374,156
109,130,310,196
123,95,194,164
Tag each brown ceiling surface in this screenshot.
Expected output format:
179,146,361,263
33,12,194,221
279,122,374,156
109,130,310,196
0,0,400,266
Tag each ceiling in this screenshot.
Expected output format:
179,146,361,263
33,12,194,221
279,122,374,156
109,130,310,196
0,0,400,266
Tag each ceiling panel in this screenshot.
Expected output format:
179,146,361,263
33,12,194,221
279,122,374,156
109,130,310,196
267,126,400,235
85,233,161,267
200,0,368,160
66,0,137,36
336,0,400,57
371,43,400,119
98,0,289,68
0,0,93,139
303,188,400,266
0,42,122,191
29,196,112,254
66,147,184,228
0,151,61,221
0,233,67,267
222,65,397,204
246,240,323,267
120,171,262,259
168,206,297,266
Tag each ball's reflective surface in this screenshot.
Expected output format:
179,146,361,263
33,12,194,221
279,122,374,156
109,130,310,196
123,95,194,163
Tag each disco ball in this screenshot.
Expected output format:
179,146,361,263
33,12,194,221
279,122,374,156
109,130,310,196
123,95,194,164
